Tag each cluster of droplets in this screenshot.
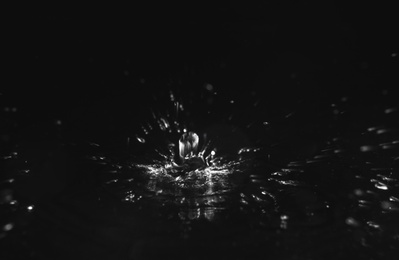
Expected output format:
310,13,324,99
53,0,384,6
135,90,188,145
99,87,399,258
0,152,35,244
132,130,243,197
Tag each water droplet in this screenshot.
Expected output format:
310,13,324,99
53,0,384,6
136,135,146,143
385,107,397,114
381,144,395,150
106,179,118,184
354,189,364,196
367,221,381,229
27,205,34,212
169,91,175,102
3,223,13,232
367,126,379,132
204,83,214,92
360,145,376,152
179,132,199,162
285,112,294,118
346,217,360,227
389,196,399,202
280,215,289,229
377,128,390,134
55,120,62,125
374,181,388,190
391,53,398,57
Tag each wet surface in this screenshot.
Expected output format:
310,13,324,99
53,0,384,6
2,2,399,260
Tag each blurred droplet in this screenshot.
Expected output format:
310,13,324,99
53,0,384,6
3,223,13,232
385,107,397,114
346,217,360,227
354,189,364,196
360,145,376,152
373,180,388,190
204,83,214,92
136,135,146,143
0,189,13,203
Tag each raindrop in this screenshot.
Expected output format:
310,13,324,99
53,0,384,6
389,196,399,202
367,221,381,229
204,83,214,92
384,107,397,114
136,135,146,143
374,181,388,190
377,129,390,134
280,215,289,229
354,189,364,196
3,223,13,232
360,145,376,152
285,112,294,118
346,217,360,227
179,132,199,162
169,91,175,102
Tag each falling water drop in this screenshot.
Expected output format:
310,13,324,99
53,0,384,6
136,135,146,143
3,223,13,232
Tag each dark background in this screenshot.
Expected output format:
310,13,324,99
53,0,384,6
4,1,398,148
1,2,399,259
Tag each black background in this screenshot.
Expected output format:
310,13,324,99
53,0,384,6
4,1,399,147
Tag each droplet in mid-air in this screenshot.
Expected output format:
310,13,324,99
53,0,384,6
179,131,199,162
178,131,206,171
